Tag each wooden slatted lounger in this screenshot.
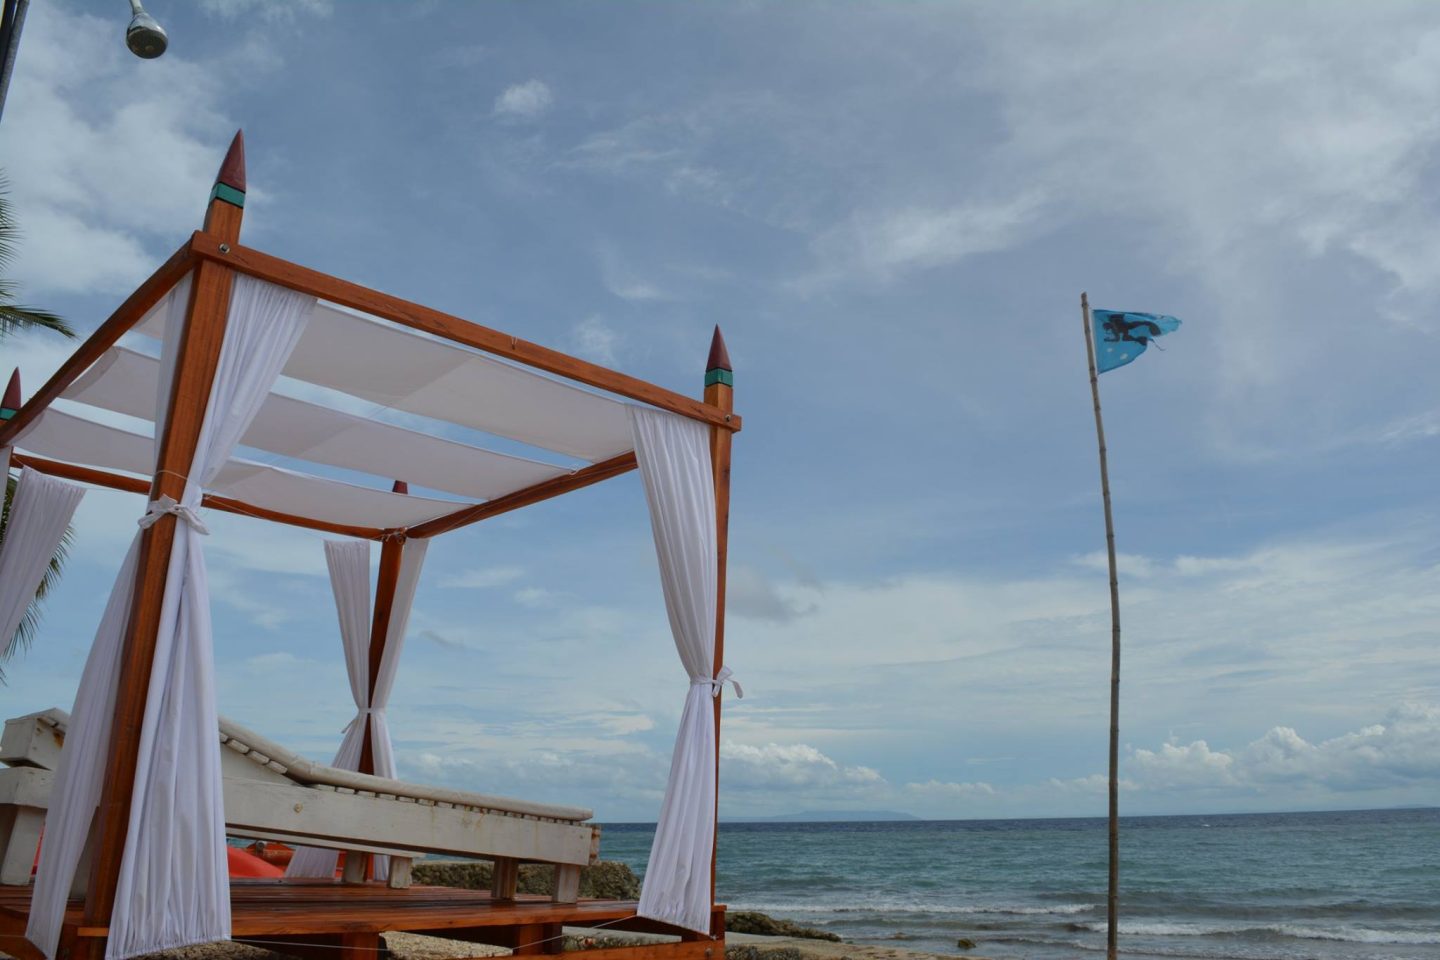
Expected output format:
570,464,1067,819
0,709,600,900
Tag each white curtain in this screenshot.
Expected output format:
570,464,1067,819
28,274,315,960
0,467,86,656
285,537,428,882
630,407,733,935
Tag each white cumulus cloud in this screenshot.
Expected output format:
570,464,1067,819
1130,704,1440,794
494,79,554,121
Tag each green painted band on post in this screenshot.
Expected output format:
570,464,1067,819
210,182,246,208
704,368,733,388
0,409,15,421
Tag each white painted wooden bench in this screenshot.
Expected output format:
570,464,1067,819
0,709,599,901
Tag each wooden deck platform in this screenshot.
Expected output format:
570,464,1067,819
0,882,725,960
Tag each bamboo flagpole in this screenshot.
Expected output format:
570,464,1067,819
1081,292,1123,960
1079,293,1181,960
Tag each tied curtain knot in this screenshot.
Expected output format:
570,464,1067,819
342,706,385,734
137,495,209,535
692,665,743,699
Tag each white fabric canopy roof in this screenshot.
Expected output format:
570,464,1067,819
64,347,572,502
135,298,635,461
10,274,646,534
15,408,463,529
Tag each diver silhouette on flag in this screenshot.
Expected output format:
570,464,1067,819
1091,309,1181,373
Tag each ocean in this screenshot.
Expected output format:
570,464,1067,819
600,808,1440,960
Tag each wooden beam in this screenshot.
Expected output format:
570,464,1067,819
408,451,638,539
200,494,391,542
8,454,390,542
83,131,248,935
353,527,406,883
187,232,742,434
0,240,194,449
11,454,154,496
703,326,733,914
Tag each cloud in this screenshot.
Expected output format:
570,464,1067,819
209,567,295,630
198,0,332,19
1129,739,1239,790
721,741,885,791
494,80,554,121
951,3,1440,455
596,247,671,302
204,512,331,577
439,566,525,589
0,4,247,298
514,587,559,608
1129,704,1440,795
1072,551,1158,579
569,316,620,365
1380,408,1440,443
904,779,996,799
802,192,1046,288
727,565,812,623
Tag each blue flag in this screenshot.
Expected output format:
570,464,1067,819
1092,309,1181,373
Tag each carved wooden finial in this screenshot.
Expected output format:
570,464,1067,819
205,130,247,241
1,368,19,419
705,325,732,388
392,480,409,495
216,130,246,196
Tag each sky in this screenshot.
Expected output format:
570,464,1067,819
1,0,1438,823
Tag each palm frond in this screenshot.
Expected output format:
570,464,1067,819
0,473,73,683
0,176,16,271
0,303,75,339
0,174,74,338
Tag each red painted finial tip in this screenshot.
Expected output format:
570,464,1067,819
216,130,246,192
2,368,20,410
392,480,409,495
706,325,732,373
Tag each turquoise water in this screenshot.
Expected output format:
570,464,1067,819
600,808,1440,960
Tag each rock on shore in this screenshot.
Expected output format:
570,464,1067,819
723,913,840,942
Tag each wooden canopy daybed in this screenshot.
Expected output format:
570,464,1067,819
0,132,740,960
2,708,601,890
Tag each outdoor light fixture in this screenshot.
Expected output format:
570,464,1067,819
125,0,167,59
1,0,168,124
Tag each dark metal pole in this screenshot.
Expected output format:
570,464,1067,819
0,0,31,126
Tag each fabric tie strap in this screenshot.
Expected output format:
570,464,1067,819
693,666,743,699
137,495,210,535
343,706,385,734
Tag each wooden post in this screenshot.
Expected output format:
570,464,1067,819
1081,292,1122,960
359,537,405,776
703,327,733,924
355,481,408,880
82,131,247,939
